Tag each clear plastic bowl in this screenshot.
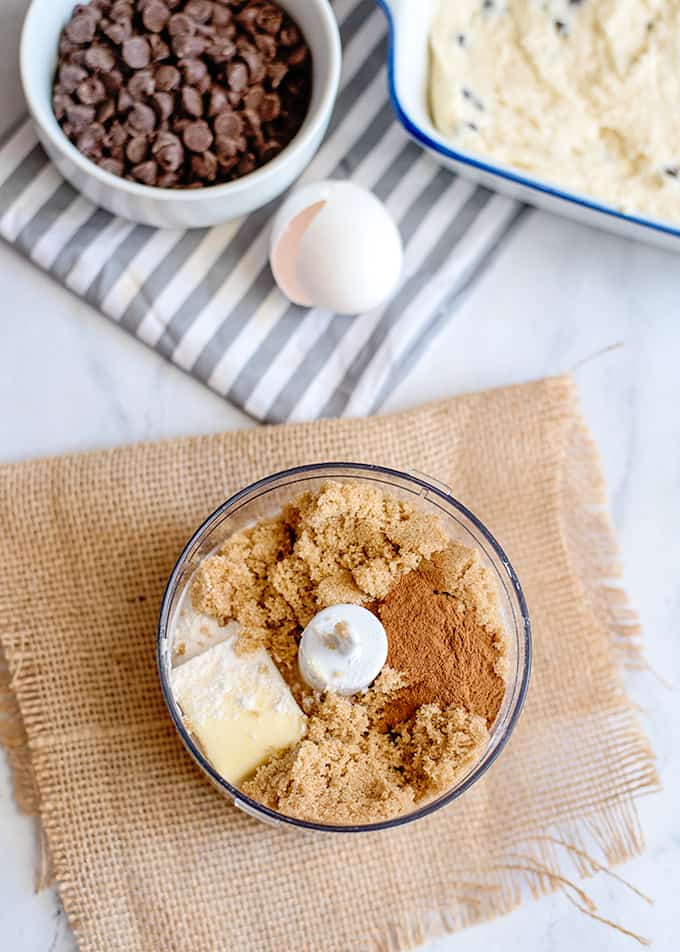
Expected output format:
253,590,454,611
157,463,531,833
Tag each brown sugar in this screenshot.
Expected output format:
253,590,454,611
191,480,448,672
377,544,508,731
187,482,506,825
242,669,489,824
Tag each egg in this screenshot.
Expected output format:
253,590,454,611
269,180,403,315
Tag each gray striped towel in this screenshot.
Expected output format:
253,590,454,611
0,0,525,423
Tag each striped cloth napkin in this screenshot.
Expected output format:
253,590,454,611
0,0,525,423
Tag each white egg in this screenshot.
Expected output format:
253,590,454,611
269,180,403,315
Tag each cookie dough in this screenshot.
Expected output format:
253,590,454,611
430,0,680,220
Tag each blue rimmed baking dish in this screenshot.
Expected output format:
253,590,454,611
377,0,680,250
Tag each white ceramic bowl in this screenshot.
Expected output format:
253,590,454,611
380,0,680,251
20,0,341,228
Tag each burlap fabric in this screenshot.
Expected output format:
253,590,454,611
0,375,659,952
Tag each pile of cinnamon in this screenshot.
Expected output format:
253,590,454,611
376,544,508,731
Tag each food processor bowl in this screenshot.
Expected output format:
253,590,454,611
157,462,531,833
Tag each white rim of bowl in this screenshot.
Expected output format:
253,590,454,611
20,0,342,202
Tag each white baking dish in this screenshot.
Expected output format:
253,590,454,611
378,0,680,250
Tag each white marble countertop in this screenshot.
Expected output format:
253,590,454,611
1,2,678,950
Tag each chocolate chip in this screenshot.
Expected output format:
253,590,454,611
182,119,213,152
66,14,96,44
157,171,179,187
191,149,217,180
168,13,195,36
172,34,206,58
156,64,181,90
99,157,124,176
52,90,72,120
215,134,238,159
101,69,124,95
237,152,256,176
179,57,207,85
255,33,276,61
102,20,131,45
128,70,155,99
181,85,204,117
153,131,184,170
172,116,191,134
84,45,116,71
205,38,236,63
148,34,171,61
208,85,230,116
260,138,282,162
105,121,128,150
109,2,133,23
227,60,248,92
59,35,76,58
128,101,157,132
123,36,151,69
74,4,102,23
131,160,158,185
259,92,280,121
97,99,116,123
267,61,287,88
244,85,264,111
279,24,299,47
152,91,175,121
117,87,133,112
142,1,170,33
126,135,149,164
462,86,484,110
77,76,106,105
242,107,262,138
216,21,236,41
65,102,96,131
257,4,283,36
59,63,87,94
214,111,242,137
185,1,213,22
236,6,260,34
217,154,238,173
287,45,308,67
213,6,232,29
241,47,265,83
76,127,103,156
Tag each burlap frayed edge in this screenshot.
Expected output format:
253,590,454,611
362,377,661,952
0,376,662,948
560,379,648,673
0,647,39,816
366,810,656,952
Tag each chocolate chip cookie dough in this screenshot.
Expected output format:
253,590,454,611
430,0,680,221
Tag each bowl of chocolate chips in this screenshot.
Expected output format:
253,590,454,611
20,0,341,227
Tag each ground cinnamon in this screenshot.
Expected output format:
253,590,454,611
377,543,507,731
